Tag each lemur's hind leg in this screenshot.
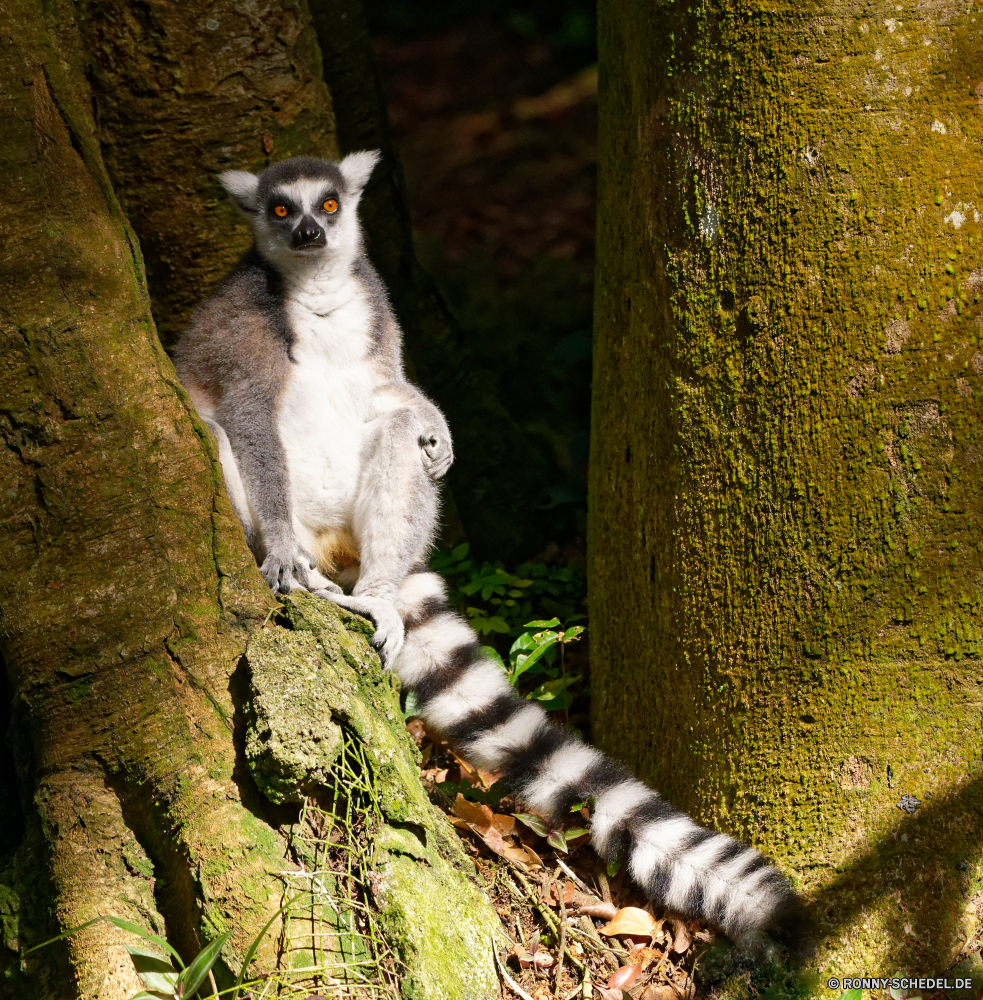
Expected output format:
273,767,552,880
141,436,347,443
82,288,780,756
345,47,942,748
318,407,438,666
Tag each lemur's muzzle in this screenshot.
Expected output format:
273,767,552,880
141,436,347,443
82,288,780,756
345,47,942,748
292,215,326,250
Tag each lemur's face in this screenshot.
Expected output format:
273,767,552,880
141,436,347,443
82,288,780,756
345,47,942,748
263,177,344,255
218,153,380,270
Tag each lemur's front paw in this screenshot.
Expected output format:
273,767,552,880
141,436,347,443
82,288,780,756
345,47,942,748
307,563,344,595
420,429,453,479
321,593,405,667
260,546,312,594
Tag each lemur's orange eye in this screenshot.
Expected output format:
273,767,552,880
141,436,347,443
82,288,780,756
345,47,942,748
273,204,288,218
323,198,338,213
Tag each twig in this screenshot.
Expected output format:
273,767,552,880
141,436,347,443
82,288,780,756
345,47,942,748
596,868,612,904
208,970,219,997
508,864,585,972
555,857,592,896
494,941,537,1000
574,915,624,969
555,870,567,994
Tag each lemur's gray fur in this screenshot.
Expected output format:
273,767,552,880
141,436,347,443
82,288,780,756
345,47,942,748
175,154,806,952
176,152,449,663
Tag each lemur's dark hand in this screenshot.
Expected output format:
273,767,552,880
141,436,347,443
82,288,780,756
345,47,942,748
259,543,315,594
420,425,453,479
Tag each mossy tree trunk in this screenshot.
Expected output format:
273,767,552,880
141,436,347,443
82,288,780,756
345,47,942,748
590,0,983,974
0,2,502,997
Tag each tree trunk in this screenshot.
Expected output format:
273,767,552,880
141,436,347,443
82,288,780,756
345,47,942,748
0,2,501,996
590,0,983,975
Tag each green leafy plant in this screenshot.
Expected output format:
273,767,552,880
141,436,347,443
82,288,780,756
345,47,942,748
25,915,229,999
481,617,584,713
430,544,585,640
23,894,305,1000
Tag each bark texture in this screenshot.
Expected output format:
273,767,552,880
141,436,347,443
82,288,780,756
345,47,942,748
0,2,502,996
590,0,983,974
79,0,340,351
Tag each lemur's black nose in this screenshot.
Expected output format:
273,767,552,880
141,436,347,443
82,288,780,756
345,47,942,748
292,215,325,249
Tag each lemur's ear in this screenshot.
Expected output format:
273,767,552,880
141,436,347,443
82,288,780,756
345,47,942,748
338,150,381,194
219,170,261,214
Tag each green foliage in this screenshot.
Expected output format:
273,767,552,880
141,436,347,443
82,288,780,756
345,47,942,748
430,543,584,640
431,545,587,712
24,916,234,999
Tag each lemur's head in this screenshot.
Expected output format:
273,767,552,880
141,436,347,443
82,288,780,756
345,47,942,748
218,152,380,271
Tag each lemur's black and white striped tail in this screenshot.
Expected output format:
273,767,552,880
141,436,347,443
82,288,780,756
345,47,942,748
392,567,805,950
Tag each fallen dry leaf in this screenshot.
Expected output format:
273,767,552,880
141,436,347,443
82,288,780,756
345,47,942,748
607,964,642,991
598,906,658,939
451,795,494,831
639,987,677,1000
595,987,623,1000
629,946,661,972
492,813,516,838
669,919,692,954
672,977,695,1000
451,794,538,864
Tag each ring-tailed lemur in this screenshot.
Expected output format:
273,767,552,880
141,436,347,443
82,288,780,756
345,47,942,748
174,154,806,951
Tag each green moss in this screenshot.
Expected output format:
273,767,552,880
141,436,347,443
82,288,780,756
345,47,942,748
592,0,983,976
244,594,505,996
373,856,504,1000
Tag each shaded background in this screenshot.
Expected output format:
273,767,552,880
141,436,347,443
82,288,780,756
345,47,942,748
365,0,597,563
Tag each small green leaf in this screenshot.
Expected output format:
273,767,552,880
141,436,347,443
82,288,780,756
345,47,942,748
481,646,507,672
510,632,539,656
451,543,470,560
510,636,560,684
547,828,569,853
564,827,588,840
562,626,585,641
104,918,184,968
525,618,560,628
529,676,581,702
177,930,231,997
606,858,621,878
126,945,180,992
403,689,419,719
129,993,173,1000
513,813,550,837
839,991,863,1000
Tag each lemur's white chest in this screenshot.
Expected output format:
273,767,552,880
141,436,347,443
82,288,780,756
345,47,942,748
278,277,378,529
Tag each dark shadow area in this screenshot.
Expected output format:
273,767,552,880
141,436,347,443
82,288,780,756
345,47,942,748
0,658,23,855
808,772,983,971
347,0,597,561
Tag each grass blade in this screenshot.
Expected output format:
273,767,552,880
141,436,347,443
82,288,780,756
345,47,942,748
231,893,305,1000
177,930,232,997
22,914,184,969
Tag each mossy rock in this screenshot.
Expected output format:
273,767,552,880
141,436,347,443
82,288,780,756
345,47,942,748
244,592,505,999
